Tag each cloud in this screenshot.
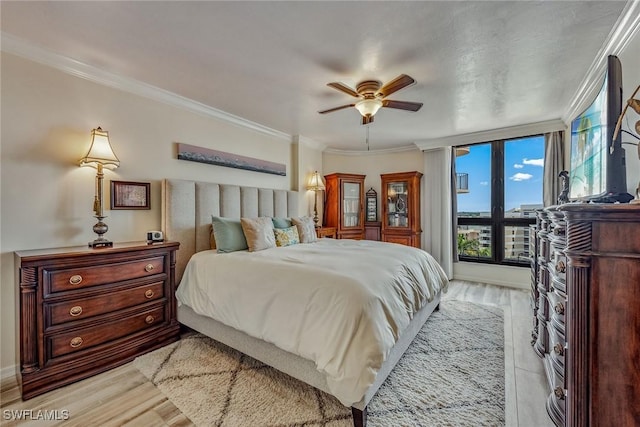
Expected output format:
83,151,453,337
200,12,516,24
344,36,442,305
479,181,489,186
523,158,544,167
514,163,524,169
510,173,533,181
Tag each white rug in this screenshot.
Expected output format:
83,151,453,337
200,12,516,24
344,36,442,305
134,301,504,426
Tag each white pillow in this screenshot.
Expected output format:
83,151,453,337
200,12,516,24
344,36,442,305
241,217,276,252
291,216,318,243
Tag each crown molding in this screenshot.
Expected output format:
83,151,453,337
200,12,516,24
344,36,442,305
323,144,419,156
562,0,640,123
0,32,291,142
414,119,567,151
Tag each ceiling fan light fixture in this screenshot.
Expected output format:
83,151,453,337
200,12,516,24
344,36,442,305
355,99,383,117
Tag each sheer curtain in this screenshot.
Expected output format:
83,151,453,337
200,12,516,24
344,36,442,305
422,147,455,279
543,131,565,206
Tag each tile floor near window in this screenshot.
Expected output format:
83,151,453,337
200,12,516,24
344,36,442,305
1,280,552,426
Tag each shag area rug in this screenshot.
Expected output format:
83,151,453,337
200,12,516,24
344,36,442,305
134,301,504,426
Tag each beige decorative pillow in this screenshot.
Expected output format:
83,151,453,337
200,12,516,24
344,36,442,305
291,216,318,243
241,217,276,252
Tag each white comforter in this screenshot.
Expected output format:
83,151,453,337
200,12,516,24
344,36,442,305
176,239,449,406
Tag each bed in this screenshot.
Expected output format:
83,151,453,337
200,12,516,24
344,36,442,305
162,179,449,426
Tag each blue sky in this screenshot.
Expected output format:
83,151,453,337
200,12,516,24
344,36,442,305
456,136,545,213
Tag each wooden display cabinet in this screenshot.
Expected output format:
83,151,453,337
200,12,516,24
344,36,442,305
381,171,423,248
323,173,365,240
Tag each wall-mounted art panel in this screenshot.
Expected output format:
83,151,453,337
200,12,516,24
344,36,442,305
177,143,286,176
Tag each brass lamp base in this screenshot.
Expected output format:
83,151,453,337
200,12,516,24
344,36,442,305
89,239,113,248
88,216,112,248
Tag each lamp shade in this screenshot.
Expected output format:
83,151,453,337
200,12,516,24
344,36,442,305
355,99,383,117
307,171,325,191
79,127,120,169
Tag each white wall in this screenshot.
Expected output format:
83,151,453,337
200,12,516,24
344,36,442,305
295,138,325,223
0,53,297,376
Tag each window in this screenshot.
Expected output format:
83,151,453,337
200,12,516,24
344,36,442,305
456,136,544,266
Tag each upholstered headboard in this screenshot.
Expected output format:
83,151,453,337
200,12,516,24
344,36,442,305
162,179,299,282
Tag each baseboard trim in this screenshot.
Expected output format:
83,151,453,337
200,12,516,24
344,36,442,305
0,364,18,390
453,273,529,290
453,261,530,290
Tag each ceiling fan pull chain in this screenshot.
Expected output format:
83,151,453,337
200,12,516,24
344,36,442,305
366,124,370,151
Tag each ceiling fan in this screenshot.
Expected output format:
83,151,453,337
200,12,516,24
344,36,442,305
319,74,423,125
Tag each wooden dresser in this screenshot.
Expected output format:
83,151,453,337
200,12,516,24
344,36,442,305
15,241,181,399
531,204,640,426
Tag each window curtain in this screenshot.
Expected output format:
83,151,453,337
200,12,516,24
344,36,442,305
422,147,454,279
543,131,565,206
450,147,459,264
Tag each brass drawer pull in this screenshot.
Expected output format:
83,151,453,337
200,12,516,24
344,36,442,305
145,289,154,299
556,261,566,274
70,337,83,348
554,387,565,400
553,343,564,356
69,306,83,317
554,302,565,315
144,264,154,272
69,275,83,285
145,315,155,324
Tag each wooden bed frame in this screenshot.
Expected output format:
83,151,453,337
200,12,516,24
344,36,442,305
161,179,441,426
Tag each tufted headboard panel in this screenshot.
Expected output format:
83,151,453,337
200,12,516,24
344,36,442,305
162,179,299,282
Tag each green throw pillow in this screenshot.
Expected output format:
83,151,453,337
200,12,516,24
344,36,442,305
211,216,248,253
272,217,293,229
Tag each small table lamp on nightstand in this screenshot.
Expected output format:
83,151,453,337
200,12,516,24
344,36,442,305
307,171,325,226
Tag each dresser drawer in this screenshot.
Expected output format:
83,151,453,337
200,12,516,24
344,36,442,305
547,290,565,332
47,281,164,326
548,321,565,372
549,251,566,284
47,256,165,293
48,306,166,359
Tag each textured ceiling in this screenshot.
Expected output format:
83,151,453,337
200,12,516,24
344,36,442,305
0,1,628,151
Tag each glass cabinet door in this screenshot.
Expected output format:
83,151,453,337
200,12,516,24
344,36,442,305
342,181,361,228
386,181,409,228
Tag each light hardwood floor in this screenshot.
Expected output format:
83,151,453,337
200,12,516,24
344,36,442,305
1,280,551,426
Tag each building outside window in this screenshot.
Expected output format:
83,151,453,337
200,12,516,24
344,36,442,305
456,136,544,266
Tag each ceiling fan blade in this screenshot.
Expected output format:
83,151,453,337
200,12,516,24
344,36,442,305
327,82,360,98
318,104,355,114
377,74,416,98
382,99,423,112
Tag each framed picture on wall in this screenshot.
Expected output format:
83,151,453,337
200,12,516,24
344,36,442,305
110,180,151,210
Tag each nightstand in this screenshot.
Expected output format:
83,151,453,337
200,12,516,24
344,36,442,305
15,241,180,400
316,226,337,238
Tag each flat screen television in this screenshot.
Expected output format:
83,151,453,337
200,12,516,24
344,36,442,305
569,55,633,203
